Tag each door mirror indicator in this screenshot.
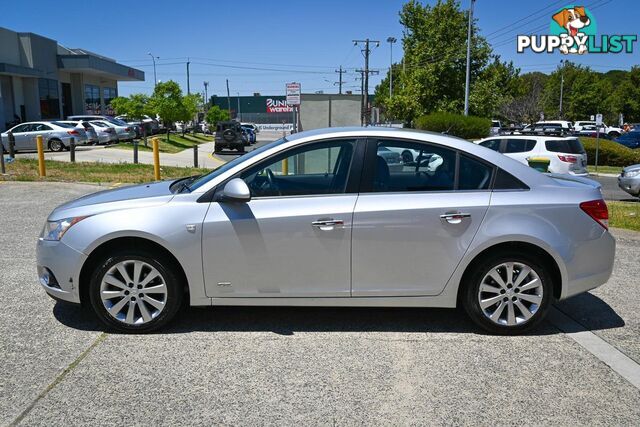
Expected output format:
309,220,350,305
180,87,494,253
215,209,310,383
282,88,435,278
220,178,251,202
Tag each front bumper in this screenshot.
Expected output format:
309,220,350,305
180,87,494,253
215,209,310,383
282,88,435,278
618,175,640,197
36,238,87,304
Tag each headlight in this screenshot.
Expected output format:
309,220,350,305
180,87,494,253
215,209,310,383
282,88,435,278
41,216,87,241
625,169,640,178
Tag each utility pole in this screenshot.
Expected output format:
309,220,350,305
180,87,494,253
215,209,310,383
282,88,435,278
353,39,380,125
226,79,231,118
203,81,209,111
387,37,397,97
148,52,158,88
186,58,191,95
335,66,346,94
237,92,242,121
463,0,475,116
559,59,565,119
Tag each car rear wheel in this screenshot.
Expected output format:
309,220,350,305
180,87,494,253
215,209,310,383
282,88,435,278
48,139,65,152
89,250,183,333
462,251,552,335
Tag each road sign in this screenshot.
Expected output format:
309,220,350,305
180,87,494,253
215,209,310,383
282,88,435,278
590,115,595,121
286,82,301,105
595,113,603,126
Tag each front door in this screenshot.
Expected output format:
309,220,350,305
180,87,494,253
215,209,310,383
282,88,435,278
351,138,493,296
202,138,361,298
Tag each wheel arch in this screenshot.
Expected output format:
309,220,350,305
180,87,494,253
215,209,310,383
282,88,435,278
78,236,189,306
456,240,564,304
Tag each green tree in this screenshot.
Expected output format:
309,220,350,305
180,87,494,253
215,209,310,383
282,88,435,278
374,0,500,123
205,105,230,131
147,81,185,142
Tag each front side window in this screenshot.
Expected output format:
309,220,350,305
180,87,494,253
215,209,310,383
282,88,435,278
372,140,456,192
240,140,355,197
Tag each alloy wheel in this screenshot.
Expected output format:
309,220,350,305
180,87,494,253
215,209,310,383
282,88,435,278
50,140,63,152
477,261,543,327
99,260,168,325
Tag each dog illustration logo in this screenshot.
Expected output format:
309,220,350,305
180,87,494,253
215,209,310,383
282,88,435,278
551,6,593,54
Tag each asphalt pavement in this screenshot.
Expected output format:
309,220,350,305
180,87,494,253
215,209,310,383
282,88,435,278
1,181,639,425
590,174,639,202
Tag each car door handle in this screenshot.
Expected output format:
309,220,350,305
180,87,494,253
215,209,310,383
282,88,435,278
440,212,471,224
311,219,344,230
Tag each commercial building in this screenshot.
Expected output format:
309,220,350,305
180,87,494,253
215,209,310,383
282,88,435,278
210,93,365,130
0,27,144,131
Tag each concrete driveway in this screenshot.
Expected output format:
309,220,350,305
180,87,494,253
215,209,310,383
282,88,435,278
1,182,639,425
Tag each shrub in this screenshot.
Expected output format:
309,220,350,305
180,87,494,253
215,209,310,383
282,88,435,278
579,137,640,167
414,112,491,140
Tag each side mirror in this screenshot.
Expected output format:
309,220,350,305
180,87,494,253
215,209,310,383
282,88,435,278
220,178,251,202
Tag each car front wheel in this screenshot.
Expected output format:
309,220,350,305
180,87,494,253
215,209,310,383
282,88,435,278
462,252,552,335
89,250,183,333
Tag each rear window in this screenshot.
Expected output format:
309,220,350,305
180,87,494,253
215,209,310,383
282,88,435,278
545,139,585,154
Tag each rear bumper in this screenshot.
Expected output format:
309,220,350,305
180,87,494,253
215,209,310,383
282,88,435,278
560,229,615,300
36,238,86,304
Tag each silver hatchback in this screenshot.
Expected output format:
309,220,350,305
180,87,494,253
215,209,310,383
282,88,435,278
36,128,615,334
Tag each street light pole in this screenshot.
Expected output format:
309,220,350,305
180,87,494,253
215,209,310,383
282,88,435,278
387,37,397,98
148,52,158,88
237,92,242,121
203,82,209,111
463,0,475,116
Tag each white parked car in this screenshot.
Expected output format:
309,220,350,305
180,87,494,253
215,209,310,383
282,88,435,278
88,121,118,144
477,135,588,176
574,121,623,137
520,121,574,134
490,120,502,136
1,121,88,152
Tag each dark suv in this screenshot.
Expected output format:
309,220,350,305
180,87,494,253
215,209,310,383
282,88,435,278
214,121,245,153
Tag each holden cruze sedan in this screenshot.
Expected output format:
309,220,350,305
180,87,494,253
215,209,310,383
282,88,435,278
37,127,615,334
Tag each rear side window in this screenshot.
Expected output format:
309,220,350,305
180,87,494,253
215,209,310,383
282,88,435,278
545,139,585,154
480,139,501,151
493,169,529,190
458,155,493,190
504,139,536,153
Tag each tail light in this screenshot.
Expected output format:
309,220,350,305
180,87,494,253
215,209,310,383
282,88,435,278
67,130,80,135
558,155,578,163
580,199,609,230
125,127,131,131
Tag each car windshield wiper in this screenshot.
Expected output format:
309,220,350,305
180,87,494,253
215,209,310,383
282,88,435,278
171,175,201,194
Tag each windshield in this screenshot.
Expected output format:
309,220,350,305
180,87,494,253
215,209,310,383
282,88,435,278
108,118,128,126
189,137,288,191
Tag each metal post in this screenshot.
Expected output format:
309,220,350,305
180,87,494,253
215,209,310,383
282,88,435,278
36,135,46,177
148,53,158,87
69,137,75,162
226,79,232,118
193,144,199,168
152,137,160,180
595,127,600,174
8,131,15,159
0,134,5,174
133,140,139,164
237,92,241,121
143,125,148,147
464,0,475,116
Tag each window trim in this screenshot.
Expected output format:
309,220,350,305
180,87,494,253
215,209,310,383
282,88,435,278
361,137,497,194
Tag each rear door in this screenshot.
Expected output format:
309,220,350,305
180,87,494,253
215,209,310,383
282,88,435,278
351,138,493,297
502,138,536,165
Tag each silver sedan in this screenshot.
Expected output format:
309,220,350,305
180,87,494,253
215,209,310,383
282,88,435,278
36,127,615,334
618,164,640,197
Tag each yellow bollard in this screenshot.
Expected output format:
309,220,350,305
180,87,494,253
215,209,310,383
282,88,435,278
152,137,160,180
282,158,288,175
36,135,46,177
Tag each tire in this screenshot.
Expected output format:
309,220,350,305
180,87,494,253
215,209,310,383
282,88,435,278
608,131,620,138
461,250,553,335
88,249,184,333
49,139,65,152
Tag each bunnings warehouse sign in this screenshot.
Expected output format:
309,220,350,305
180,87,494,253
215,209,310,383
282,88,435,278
266,98,293,113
